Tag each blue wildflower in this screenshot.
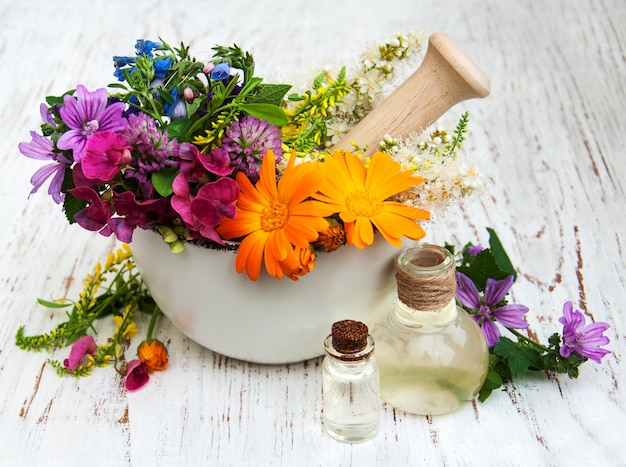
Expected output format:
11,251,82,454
211,62,230,81
135,40,161,57
164,88,186,119
154,57,173,79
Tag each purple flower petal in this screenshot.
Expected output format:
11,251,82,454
57,129,88,161
484,275,514,307
18,131,54,160
57,84,128,161
480,319,501,348
76,85,108,122
492,304,529,329
455,272,481,309
558,301,611,363
125,359,150,391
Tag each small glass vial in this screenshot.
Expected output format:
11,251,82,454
371,244,489,416
322,320,380,443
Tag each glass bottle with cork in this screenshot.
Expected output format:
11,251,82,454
322,319,380,443
371,244,489,415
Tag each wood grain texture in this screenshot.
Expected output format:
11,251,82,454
1,0,624,466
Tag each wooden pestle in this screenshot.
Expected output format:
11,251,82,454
330,32,490,157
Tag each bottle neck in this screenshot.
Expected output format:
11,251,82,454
392,297,458,327
395,244,457,311
324,335,375,363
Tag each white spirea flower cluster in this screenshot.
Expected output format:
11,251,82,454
326,31,426,143
387,124,488,214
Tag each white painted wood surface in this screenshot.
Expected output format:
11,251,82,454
1,0,624,465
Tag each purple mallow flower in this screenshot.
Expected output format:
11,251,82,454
19,131,72,204
221,115,283,183
456,272,529,347
63,335,97,371
559,301,611,363
467,244,484,256
57,84,128,162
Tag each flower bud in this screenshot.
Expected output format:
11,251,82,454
138,339,169,371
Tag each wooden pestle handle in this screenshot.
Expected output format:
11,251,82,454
330,32,490,156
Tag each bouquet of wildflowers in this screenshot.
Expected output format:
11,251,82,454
17,36,611,393
20,35,486,281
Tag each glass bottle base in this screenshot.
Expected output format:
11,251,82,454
323,418,379,443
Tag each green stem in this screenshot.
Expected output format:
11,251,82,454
145,304,161,342
507,327,550,353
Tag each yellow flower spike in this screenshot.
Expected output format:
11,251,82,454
104,252,115,270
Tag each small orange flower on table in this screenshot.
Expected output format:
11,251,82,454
138,339,169,371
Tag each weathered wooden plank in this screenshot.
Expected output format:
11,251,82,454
0,0,624,465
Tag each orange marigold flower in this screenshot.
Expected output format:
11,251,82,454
137,339,169,372
314,217,345,252
217,150,335,280
279,245,316,280
314,150,430,249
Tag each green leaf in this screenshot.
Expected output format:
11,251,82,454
152,168,179,197
487,228,517,280
107,82,129,90
165,118,192,139
478,368,503,402
494,337,545,377
156,87,175,104
46,93,70,106
444,242,456,256
457,249,510,290
63,192,87,226
238,103,289,127
249,84,292,105
37,299,72,309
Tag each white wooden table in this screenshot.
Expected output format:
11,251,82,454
1,0,624,465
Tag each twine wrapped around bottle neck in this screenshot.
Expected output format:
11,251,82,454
395,245,457,311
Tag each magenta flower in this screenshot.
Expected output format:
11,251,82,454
125,359,150,391
178,142,205,183
559,301,611,363
57,84,128,162
63,335,97,370
82,131,132,180
198,147,234,177
19,131,71,203
456,272,529,347
68,185,114,237
171,174,239,244
109,191,168,243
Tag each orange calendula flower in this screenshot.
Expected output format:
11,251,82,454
279,245,316,280
137,339,169,372
314,150,430,248
217,150,335,280
314,217,345,252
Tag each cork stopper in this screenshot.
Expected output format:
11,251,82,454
331,320,369,354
